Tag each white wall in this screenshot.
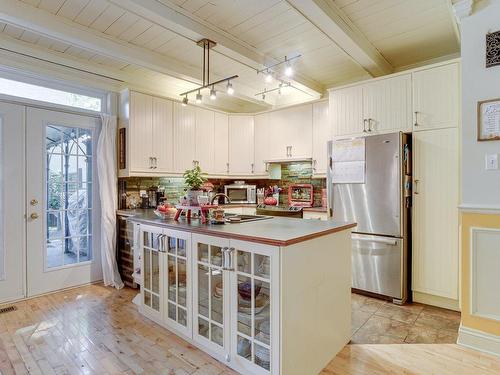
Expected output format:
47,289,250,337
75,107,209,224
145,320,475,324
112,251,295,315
461,0,500,207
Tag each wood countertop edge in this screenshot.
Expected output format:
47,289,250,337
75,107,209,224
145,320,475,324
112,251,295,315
127,218,356,247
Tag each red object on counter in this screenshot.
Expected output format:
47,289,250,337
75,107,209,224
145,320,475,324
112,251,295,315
264,196,278,205
288,184,313,207
174,204,217,223
322,188,327,208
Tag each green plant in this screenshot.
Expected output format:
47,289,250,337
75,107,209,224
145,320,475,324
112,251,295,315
183,165,207,190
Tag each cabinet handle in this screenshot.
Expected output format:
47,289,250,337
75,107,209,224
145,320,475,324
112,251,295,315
265,162,269,172
289,145,292,157
226,162,229,173
414,111,419,127
149,157,153,169
368,119,373,132
251,163,254,173
414,179,420,195
222,247,235,271
363,119,368,133
153,157,158,169
313,159,317,171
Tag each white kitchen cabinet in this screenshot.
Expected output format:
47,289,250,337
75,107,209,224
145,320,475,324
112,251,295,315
362,74,412,134
192,234,279,374
163,229,192,338
412,63,459,131
153,97,174,173
140,224,164,323
214,112,229,175
312,101,330,175
412,128,459,301
195,107,215,173
228,115,255,175
330,85,364,137
118,91,174,176
266,105,312,161
254,113,270,175
173,102,196,173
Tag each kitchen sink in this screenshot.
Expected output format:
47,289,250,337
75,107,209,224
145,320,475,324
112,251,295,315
224,213,272,223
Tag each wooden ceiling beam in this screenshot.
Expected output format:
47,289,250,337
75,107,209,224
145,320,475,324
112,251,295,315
0,0,269,108
286,0,393,77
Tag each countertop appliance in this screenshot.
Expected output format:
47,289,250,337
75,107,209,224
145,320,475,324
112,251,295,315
224,183,256,204
327,132,411,304
288,184,313,207
256,204,303,218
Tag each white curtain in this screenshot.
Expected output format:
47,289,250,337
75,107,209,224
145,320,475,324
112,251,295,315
97,114,123,289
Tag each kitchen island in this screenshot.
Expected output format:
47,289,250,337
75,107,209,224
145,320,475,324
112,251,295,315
127,211,355,375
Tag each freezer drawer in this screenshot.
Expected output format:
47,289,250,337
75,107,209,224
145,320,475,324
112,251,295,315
351,234,404,300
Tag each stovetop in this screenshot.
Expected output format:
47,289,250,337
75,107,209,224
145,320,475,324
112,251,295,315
256,204,303,212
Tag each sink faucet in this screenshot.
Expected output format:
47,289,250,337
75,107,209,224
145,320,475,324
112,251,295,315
211,193,231,205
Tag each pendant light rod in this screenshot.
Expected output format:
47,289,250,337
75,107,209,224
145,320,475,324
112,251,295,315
180,75,239,96
256,55,301,75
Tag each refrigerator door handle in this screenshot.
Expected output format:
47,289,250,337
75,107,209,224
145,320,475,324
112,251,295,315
352,235,398,246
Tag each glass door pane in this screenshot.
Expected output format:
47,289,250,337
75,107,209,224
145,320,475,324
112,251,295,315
142,229,161,313
235,250,272,372
165,237,188,328
196,241,225,349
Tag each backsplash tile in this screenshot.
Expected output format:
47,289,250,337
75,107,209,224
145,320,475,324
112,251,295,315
118,161,325,209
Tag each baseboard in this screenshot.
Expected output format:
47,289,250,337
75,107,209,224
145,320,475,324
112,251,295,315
458,325,500,357
412,291,460,311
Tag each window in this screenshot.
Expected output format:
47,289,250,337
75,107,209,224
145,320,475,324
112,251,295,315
0,77,102,112
46,125,94,268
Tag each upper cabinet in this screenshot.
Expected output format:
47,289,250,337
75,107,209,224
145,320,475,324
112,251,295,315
228,115,255,175
119,90,173,176
213,112,229,175
254,112,270,175
330,85,364,137
312,101,330,175
195,108,215,173
362,74,412,134
412,63,460,131
173,102,196,174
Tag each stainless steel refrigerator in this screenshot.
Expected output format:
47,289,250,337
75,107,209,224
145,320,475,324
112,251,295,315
327,132,411,304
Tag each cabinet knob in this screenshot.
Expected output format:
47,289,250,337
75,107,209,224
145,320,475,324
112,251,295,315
30,212,39,220
30,199,38,206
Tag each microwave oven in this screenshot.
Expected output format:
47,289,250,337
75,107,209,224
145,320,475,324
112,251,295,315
224,184,256,204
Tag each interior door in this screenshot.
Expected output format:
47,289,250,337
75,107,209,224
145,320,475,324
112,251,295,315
0,103,25,303
26,108,102,297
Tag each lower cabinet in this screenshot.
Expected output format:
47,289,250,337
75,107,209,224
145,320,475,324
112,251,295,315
192,234,279,374
139,227,279,374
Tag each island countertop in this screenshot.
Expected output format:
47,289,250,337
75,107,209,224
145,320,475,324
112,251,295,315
126,210,356,246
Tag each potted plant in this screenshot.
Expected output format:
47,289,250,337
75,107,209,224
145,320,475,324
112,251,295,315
183,165,207,205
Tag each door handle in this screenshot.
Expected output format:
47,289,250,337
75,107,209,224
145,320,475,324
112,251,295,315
30,213,39,220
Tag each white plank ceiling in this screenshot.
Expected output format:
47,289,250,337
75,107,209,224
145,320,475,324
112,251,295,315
0,0,460,112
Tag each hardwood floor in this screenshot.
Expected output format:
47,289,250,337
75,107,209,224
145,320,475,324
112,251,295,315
0,285,499,375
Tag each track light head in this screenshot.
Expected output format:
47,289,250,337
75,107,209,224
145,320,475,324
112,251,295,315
284,64,293,77
196,91,202,104
265,70,273,83
226,81,234,95
182,96,188,106
210,86,217,100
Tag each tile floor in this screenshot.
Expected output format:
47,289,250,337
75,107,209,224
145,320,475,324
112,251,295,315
350,293,461,344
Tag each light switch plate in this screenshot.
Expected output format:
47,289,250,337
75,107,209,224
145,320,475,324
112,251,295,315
485,154,499,170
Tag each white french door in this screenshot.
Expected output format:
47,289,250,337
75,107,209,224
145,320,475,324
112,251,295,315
26,108,102,296
0,103,25,303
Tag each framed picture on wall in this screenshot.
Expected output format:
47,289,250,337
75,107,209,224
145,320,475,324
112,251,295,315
477,98,500,141
119,127,126,168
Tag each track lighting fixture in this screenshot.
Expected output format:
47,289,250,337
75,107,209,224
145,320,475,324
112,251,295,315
196,90,202,104
210,86,217,100
226,81,234,95
182,96,188,106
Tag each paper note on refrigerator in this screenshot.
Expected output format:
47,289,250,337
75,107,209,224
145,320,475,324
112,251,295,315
331,138,366,183
331,160,365,183
331,138,365,162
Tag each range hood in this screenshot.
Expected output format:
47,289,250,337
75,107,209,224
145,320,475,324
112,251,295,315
264,157,312,163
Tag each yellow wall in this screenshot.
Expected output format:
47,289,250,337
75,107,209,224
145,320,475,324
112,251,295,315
461,211,500,336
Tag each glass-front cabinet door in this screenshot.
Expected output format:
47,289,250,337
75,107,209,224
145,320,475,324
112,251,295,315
163,229,192,337
140,224,164,321
230,240,279,375
192,234,231,360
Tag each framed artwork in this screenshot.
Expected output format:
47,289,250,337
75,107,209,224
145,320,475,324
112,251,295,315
477,98,500,141
119,127,126,168
486,30,500,68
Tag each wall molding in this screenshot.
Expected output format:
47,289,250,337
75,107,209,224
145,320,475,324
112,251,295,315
458,325,500,357
470,227,500,321
459,204,500,214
